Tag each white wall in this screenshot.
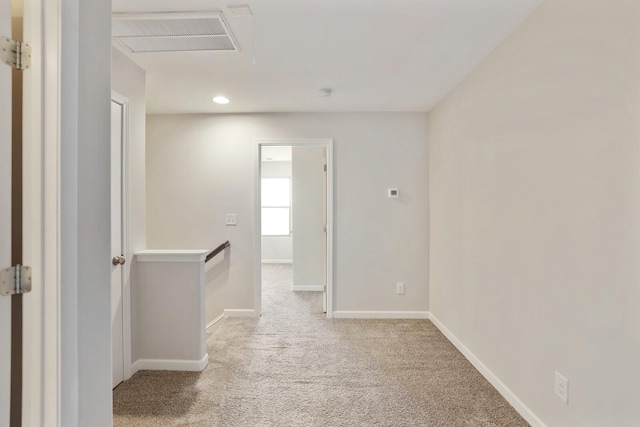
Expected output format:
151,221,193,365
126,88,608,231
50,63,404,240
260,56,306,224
292,147,326,290
146,113,429,317
0,0,11,422
429,0,640,425
111,47,146,363
60,0,112,425
261,161,292,262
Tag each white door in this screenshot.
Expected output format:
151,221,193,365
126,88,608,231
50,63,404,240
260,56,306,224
291,146,327,295
322,151,328,313
111,99,125,388
0,0,13,421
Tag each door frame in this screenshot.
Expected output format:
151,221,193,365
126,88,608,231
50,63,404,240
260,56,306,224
111,92,132,383
1,0,14,422
22,0,61,424
254,138,334,318
22,0,115,424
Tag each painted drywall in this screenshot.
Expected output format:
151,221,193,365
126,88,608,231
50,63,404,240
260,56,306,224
0,0,11,422
292,147,326,290
146,113,429,317
59,0,112,425
261,161,292,262
111,47,146,364
135,259,206,364
429,0,640,425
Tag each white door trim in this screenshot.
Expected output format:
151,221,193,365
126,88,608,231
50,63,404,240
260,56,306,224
255,138,334,318
111,92,132,382
22,0,62,424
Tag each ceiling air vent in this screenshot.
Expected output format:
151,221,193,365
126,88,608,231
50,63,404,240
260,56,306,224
112,12,240,53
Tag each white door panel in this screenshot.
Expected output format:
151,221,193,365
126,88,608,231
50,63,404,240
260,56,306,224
111,100,124,388
292,147,326,294
322,150,327,313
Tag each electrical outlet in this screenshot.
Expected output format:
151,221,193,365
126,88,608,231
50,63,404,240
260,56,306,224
554,371,569,404
396,283,405,295
225,214,237,226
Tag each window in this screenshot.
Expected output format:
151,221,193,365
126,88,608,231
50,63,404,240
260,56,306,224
261,178,290,236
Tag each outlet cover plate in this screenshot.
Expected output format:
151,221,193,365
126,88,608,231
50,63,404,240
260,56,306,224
554,371,569,404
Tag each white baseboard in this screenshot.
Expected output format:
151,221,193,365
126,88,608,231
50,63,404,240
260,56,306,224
428,313,546,427
332,311,429,319
206,313,225,329
224,309,258,318
131,353,208,375
261,259,292,264
292,285,325,292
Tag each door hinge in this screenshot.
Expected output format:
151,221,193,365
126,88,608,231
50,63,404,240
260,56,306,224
0,265,32,296
1,36,31,71
323,164,327,172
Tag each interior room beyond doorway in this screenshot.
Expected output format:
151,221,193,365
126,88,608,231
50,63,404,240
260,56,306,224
259,143,331,315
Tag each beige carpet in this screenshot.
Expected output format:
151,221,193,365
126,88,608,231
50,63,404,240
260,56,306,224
113,264,529,426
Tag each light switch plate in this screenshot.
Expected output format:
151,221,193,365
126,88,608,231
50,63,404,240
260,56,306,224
225,214,237,226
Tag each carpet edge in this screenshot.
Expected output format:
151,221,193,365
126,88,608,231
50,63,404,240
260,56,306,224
429,313,546,427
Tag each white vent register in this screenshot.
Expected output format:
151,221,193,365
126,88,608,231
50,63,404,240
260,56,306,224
112,12,240,53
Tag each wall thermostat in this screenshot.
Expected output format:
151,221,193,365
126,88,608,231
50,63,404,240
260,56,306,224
388,188,399,198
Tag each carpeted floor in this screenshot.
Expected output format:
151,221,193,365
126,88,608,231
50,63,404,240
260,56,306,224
113,264,529,427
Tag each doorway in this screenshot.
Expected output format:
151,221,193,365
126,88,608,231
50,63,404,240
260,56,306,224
111,94,131,388
256,139,334,318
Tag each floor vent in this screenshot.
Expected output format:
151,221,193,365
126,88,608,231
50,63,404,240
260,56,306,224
112,12,240,53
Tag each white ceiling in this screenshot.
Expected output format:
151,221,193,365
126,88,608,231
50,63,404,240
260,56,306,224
262,146,292,162
112,0,542,114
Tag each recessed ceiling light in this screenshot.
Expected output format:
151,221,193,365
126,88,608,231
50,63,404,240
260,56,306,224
213,96,230,104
